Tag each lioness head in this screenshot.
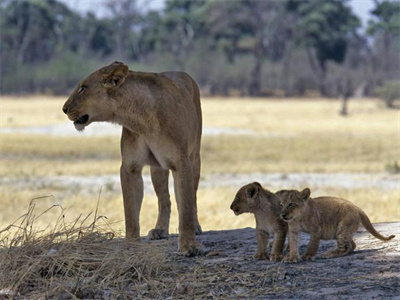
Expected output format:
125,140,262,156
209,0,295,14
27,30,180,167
230,182,273,215
62,61,129,131
277,188,311,222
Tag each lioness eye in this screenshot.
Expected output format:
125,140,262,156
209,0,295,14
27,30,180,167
288,203,293,207
78,86,86,94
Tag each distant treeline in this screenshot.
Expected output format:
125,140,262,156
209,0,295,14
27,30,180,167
1,0,399,97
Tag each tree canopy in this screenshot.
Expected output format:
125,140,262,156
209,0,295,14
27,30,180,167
0,0,398,96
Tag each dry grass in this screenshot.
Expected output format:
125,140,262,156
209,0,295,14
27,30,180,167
1,96,398,177
1,186,398,238
0,95,398,297
0,96,398,231
1,95,67,128
0,199,172,299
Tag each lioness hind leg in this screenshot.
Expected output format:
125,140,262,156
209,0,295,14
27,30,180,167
148,167,171,240
172,159,203,256
191,151,202,235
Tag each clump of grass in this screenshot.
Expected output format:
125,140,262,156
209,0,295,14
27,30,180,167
0,197,170,299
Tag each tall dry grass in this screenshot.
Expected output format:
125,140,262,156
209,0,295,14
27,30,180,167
0,198,171,299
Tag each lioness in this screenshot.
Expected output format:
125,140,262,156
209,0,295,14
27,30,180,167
63,61,203,256
278,188,395,262
230,182,287,261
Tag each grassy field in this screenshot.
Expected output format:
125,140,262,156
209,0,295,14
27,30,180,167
1,96,399,235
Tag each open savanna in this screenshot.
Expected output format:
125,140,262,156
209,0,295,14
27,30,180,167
1,96,399,235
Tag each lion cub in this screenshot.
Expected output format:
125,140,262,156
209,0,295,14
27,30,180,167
230,182,287,262
278,188,395,263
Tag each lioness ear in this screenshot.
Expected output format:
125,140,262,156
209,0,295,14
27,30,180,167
101,61,129,90
300,188,311,202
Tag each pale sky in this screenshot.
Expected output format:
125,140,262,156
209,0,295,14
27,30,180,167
60,0,376,28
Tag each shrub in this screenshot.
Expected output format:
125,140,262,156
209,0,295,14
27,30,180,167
374,80,400,108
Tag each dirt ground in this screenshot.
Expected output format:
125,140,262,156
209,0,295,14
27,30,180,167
152,222,399,299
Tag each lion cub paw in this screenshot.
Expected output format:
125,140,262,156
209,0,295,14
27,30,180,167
283,254,300,263
179,242,204,257
254,252,269,260
270,254,283,262
302,254,316,261
148,228,169,240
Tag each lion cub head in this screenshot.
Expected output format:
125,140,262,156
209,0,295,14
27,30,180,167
277,188,311,222
230,182,275,215
62,61,129,131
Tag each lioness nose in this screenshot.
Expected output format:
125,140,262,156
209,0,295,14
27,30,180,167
62,106,68,114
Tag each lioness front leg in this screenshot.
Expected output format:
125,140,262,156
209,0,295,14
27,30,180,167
284,227,300,263
254,229,269,260
172,159,203,256
148,167,171,240
120,164,144,240
302,233,320,261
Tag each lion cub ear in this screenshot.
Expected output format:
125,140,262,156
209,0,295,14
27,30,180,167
101,61,129,90
247,182,261,199
300,188,311,202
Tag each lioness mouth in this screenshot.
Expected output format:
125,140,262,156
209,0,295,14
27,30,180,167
74,114,89,125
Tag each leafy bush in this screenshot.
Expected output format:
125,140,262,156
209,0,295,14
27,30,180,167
374,80,400,108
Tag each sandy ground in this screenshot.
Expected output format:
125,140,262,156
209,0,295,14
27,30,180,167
2,172,399,198
153,222,400,299
0,122,255,136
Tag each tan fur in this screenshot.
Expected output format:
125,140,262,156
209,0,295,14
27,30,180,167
230,182,287,262
277,188,395,263
63,61,203,256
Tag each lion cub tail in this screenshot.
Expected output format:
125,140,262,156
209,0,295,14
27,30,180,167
359,211,395,241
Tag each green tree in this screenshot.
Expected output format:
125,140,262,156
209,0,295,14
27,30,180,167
289,0,360,96
367,0,400,82
154,0,209,70
209,0,290,96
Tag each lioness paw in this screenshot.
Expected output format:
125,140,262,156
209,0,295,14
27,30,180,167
270,254,283,262
283,254,300,263
179,242,204,257
148,229,169,240
254,252,269,260
195,223,203,235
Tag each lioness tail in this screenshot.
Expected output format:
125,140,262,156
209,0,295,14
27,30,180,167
359,211,395,241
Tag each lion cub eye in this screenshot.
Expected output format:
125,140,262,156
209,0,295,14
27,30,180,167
78,86,86,94
288,203,294,207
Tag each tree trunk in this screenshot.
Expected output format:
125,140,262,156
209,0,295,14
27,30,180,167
306,47,328,97
248,37,263,96
339,96,349,116
282,43,293,97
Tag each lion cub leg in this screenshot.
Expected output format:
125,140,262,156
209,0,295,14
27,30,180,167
284,226,301,263
302,233,321,261
254,229,270,260
322,222,357,259
322,237,353,259
148,167,171,240
270,230,286,262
